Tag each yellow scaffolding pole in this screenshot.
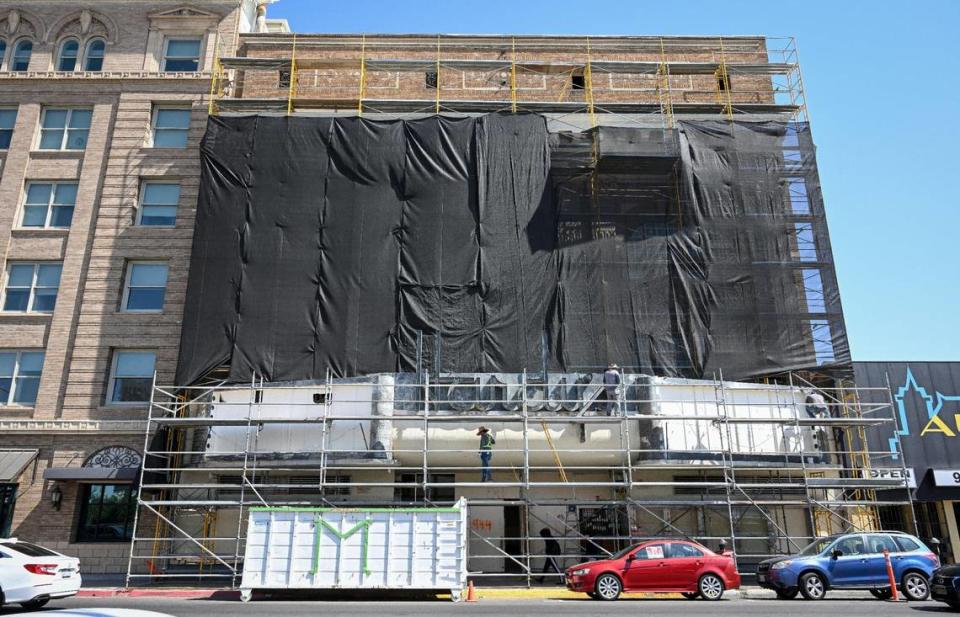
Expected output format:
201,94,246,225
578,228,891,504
286,34,297,116
435,35,441,115
540,421,569,483
510,37,517,113
358,34,367,117
656,37,675,129
584,38,597,128
207,45,222,116
716,37,734,121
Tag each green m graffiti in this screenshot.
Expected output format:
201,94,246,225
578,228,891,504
311,516,373,576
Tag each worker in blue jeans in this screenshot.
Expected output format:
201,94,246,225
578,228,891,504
477,426,495,482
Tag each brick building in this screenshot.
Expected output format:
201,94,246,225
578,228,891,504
0,0,288,577
0,4,871,581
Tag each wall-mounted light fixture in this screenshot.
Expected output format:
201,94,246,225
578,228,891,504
50,483,63,511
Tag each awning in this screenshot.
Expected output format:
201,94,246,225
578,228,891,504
0,449,39,482
43,467,139,482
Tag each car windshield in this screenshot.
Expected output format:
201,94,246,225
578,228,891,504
611,544,641,559
797,536,839,557
0,541,59,557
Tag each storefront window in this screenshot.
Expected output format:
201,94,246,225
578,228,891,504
76,484,135,542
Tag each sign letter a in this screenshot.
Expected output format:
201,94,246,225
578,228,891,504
920,413,956,437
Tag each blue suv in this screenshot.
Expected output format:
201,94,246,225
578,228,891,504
757,532,939,601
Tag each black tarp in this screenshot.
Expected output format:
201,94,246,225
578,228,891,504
177,113,849,384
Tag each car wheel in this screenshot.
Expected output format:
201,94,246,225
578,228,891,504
799,572,826,600
900,571,930,601
869,588,892,600
20,598,50,610
698,574,725,601
775,589,799,600
682,592,700,600
594,573,622,601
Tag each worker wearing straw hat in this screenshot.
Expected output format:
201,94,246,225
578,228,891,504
604,363,622,415
477,426,495,482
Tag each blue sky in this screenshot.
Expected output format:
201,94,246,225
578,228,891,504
268,0,960,361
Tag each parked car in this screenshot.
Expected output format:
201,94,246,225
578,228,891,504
931,564,960,610
756,531,938,601
0,538,81,610
565,539,740,601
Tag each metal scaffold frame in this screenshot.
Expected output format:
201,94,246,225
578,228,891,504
208,35,810,130
126,371,916,588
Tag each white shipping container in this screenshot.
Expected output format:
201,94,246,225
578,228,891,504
240,499,468,601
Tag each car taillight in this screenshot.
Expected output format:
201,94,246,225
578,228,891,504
924,552,940,567
24,563,59,576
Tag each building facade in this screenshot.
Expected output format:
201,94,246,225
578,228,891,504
0,6,899,582
0,0,287,576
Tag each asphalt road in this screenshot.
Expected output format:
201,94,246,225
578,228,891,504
1,596,956,617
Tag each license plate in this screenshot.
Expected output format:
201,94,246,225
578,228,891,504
932,584,947,595
758,575,766,583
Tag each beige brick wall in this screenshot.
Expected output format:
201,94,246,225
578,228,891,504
0,1,248,574
236,35,775,106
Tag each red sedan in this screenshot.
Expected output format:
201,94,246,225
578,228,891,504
565,540,741,601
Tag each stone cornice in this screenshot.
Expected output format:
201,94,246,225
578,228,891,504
0,70,212,80
0,419,148,434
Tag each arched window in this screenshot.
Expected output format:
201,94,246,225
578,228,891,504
0,40,7,70
12,39,32,71
84,38,105,71
57,38,79,71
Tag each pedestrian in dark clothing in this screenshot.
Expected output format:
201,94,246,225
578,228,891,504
477,426,495,482
538,527,562,583
603,363,622,415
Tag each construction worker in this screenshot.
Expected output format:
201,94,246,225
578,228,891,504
805,389,829,419
538,527,563,583
477,426,495,482
603,363,622,415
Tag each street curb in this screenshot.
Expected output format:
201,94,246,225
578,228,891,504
78,589,238,600
77,586,879,601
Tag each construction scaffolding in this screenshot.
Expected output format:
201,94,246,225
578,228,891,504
126,372,916,587
132,33,916,589
208,35,808,127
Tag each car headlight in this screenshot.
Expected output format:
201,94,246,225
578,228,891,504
770,561,792,570
571,568,590,576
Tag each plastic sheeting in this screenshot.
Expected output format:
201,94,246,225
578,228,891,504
176,113,849,384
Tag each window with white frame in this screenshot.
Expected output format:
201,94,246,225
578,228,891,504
21,182,77,228
0,107,15,149
11,39,32,71
162,38,201,72
0,350,44,406
2,262,62,313
57,38,80,71
84,39,105,71
38,108,92,151
138,182,179,226
122,262,168,312
150,107,191,148
108,350,156,404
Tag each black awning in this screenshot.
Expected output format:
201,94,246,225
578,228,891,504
42,467,139,482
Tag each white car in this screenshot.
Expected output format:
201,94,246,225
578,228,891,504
0,538,81,610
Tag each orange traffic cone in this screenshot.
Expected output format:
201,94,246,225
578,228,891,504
465,580,477,602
